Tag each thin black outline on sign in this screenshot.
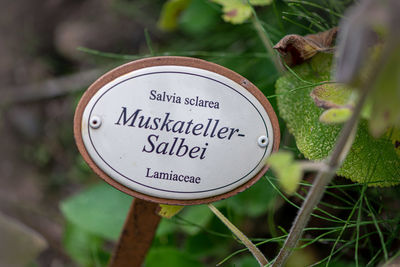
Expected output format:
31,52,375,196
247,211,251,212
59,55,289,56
87,71,270,194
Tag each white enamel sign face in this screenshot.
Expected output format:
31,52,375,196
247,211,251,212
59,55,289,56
79,62,277,202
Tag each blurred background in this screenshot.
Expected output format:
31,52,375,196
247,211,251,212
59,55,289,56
1,0,399,266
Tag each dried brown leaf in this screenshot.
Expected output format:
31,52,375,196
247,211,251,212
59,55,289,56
274,28,337,66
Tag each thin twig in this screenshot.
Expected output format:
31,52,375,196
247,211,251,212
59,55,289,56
144,28,155,55
364,195,389,261
208,204,269,266
250,8,285,74
78,47,270,61
299,161,328,172
355,186,366,266
1,68,105,107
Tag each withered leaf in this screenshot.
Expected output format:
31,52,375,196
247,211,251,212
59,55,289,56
274,27,337,66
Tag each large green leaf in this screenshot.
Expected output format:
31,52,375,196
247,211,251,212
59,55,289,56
275,53,400,186
155,218,178,237
184,231,229,258
179,0,220,35
63,221,109,267
180,205,214,235
145,247,204,267
60,183,132,241
227,175,276,216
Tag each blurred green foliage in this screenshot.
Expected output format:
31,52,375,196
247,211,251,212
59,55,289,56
61,184,132,241
60,179,278,266
61,0,400,266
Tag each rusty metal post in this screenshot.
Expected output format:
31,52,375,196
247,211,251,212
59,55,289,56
109,199,161,267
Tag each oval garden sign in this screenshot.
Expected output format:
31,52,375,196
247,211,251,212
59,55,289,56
74,57,280,205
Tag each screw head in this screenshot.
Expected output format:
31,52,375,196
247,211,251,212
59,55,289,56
89,116,102,129
257,135,269,147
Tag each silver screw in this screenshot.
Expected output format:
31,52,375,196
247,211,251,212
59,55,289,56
89,116,102,129
258,135,268,147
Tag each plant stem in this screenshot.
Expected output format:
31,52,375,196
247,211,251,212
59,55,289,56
272,86,369,267
208,204,269,266
250,12,285,74
144,28,155,55
364,195,389,261
299,161,328,172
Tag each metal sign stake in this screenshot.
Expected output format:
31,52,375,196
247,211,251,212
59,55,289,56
109,199,160,267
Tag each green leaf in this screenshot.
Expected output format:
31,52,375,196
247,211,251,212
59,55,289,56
285,245,317,267
155,218,178,237
310,83,354,109
214,0,251,24
63,221,109,267
228,175,276,217
212,0,272,24
319,108,352,124
158,0,191,31
267,151,302,195
184,232,229,257
145,247,204,267
60,183,132,241
158,204,184,219
179,0,220,35
249,0,273,5
156,205,214,237
180,205,214,235
310,82,372,122
275,53,400,186
387,127,400,157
